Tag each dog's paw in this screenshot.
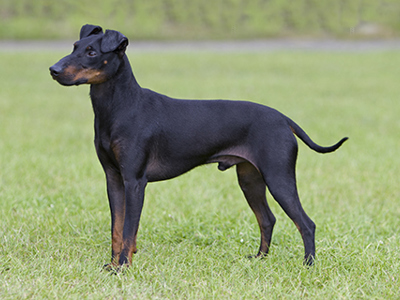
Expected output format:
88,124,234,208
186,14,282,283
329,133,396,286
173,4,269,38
303,255,315,267
247,252,268,260
102,262,122,275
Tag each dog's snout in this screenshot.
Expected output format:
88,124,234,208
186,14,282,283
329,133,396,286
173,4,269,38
49,64,63,77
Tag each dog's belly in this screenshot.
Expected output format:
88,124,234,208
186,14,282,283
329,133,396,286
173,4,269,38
144,156,207,182
144,147,256,182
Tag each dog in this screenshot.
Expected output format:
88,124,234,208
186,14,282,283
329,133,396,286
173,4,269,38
50,24,347,269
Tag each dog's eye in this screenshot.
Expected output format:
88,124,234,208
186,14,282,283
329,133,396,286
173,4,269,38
87,51,97,57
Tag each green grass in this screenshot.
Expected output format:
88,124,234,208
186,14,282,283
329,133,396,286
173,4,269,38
1,49,400,299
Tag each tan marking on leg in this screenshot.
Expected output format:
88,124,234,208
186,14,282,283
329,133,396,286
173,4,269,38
111,215,124,264
110,141,122,163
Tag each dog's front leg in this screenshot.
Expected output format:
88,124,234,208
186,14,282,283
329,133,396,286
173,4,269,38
103,167,126,269
118,177,147,267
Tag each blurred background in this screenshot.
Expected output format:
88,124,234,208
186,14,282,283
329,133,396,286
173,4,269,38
1,0,400,40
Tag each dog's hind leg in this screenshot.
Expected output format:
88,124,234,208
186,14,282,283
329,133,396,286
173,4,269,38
236,162,276,258
260,143,316,265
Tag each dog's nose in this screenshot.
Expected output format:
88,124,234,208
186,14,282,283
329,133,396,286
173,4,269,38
49,64,62,77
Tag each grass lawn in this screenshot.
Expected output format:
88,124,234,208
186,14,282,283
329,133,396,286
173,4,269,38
0,48,399,299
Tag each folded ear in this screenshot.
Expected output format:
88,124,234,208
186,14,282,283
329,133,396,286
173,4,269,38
80,24,103,39
101,30,129,57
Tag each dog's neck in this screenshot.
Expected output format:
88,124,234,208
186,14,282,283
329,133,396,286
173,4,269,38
89,55,141,120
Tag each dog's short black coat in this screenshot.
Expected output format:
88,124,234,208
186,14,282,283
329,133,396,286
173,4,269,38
50,24,347,269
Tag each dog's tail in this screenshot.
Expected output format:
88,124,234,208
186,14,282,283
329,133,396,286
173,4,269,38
286,117,348,153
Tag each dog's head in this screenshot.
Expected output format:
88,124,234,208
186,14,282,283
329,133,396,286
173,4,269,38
49,24,128,86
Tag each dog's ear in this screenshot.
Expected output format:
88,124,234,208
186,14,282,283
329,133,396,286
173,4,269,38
80,24,103,39
101,30,129,57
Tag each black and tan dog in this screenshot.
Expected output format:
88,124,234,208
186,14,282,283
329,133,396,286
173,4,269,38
50,24,347,269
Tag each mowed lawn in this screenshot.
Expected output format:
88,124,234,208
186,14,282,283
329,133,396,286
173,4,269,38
0,47,399,299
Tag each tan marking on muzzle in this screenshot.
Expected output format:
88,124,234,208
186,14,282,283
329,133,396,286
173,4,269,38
64,65,107,84
63,65,79,78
